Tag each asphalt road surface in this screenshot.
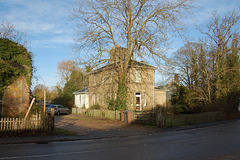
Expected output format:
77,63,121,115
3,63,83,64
0,120,239,160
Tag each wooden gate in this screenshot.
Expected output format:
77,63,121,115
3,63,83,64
133,110,158,126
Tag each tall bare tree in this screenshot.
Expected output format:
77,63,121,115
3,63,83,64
198,9,240,99
71,0,194,107
171,9,240,112
71,0,193,80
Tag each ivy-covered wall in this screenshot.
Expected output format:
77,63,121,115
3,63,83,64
0,38,32,117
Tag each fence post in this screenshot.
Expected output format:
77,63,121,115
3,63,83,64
6,118,9,130
156,111,161,127
0,118,2,130
50,108,55,131
10,118,13,130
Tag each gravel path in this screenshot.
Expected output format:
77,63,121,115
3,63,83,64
55,114,159,136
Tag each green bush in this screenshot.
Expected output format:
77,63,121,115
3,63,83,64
72,105,78,108
107,98,115,110
81,104,86,109
32,104,43,114
171,105,188,114
90,104,100,109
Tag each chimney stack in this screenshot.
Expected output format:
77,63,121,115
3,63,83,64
174,74,179,82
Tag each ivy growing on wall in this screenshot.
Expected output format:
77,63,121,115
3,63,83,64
107,76,127,111
0,38,32,96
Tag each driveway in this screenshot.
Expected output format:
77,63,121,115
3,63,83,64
55,114,159,137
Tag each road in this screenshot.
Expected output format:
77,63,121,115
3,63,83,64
0,120,239,160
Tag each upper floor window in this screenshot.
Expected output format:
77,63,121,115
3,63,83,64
136,70,141,82
93,94,96,104
94,76,96,86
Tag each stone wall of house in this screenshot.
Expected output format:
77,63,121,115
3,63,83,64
88,66,155,111
88,68,118,109
127,67,155,111
155,89,167,107
2,76,29,117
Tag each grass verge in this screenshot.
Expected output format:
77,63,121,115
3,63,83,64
0,128,77,138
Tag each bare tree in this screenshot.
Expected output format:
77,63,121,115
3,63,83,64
70,0,194,109
171,9,240,112
57,60,79,88
71,0,193,81
198,9,240,100
0,20,27,47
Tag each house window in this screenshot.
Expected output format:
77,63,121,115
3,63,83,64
93,94,96,105
144,92,146,107
136,92,141,111
82,94,85,104
101,76,104,85
136,70,141,82
111,71,114,83
131,93,133,106
79,95,81,104
94,76,96,86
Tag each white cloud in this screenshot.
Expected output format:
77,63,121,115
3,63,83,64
31,35,73,49
50,36,74,44
1,0,72,34
190,0,240,25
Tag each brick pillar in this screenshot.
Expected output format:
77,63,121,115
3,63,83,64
120,111,124,122
127,111,133,124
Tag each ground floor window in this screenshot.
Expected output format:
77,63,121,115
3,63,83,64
144,92,146,107
136,92,141,111
93,94,96,105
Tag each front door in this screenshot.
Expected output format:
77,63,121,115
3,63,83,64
136,92,141,111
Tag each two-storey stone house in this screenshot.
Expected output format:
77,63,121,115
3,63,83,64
73,47,170,111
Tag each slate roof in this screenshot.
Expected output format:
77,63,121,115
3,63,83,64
73,87,89,95
88,60,157,75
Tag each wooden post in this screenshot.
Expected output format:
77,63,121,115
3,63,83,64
6,118,8,130
50,108,55,131
156,112,161,127
1,118,2,130
44,89,46,115
43,89,46,130
24,98,35,119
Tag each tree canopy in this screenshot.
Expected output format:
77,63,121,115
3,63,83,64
170,9,240,113
0,38,32,95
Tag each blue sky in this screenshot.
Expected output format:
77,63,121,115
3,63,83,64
0,0,240,89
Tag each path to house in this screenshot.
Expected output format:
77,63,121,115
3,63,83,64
55,114,160,138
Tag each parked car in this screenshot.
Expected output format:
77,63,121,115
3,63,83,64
45,105,52,114
42,104,51,114
49,105,69,115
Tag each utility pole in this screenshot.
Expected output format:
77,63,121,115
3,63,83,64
43,89,46,129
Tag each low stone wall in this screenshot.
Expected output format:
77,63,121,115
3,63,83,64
72,108,86,114
72,108,121,121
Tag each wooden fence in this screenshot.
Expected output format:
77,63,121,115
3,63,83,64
132,110,223,127
0,113,54,131
159,112,223,128
133,111,158,126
